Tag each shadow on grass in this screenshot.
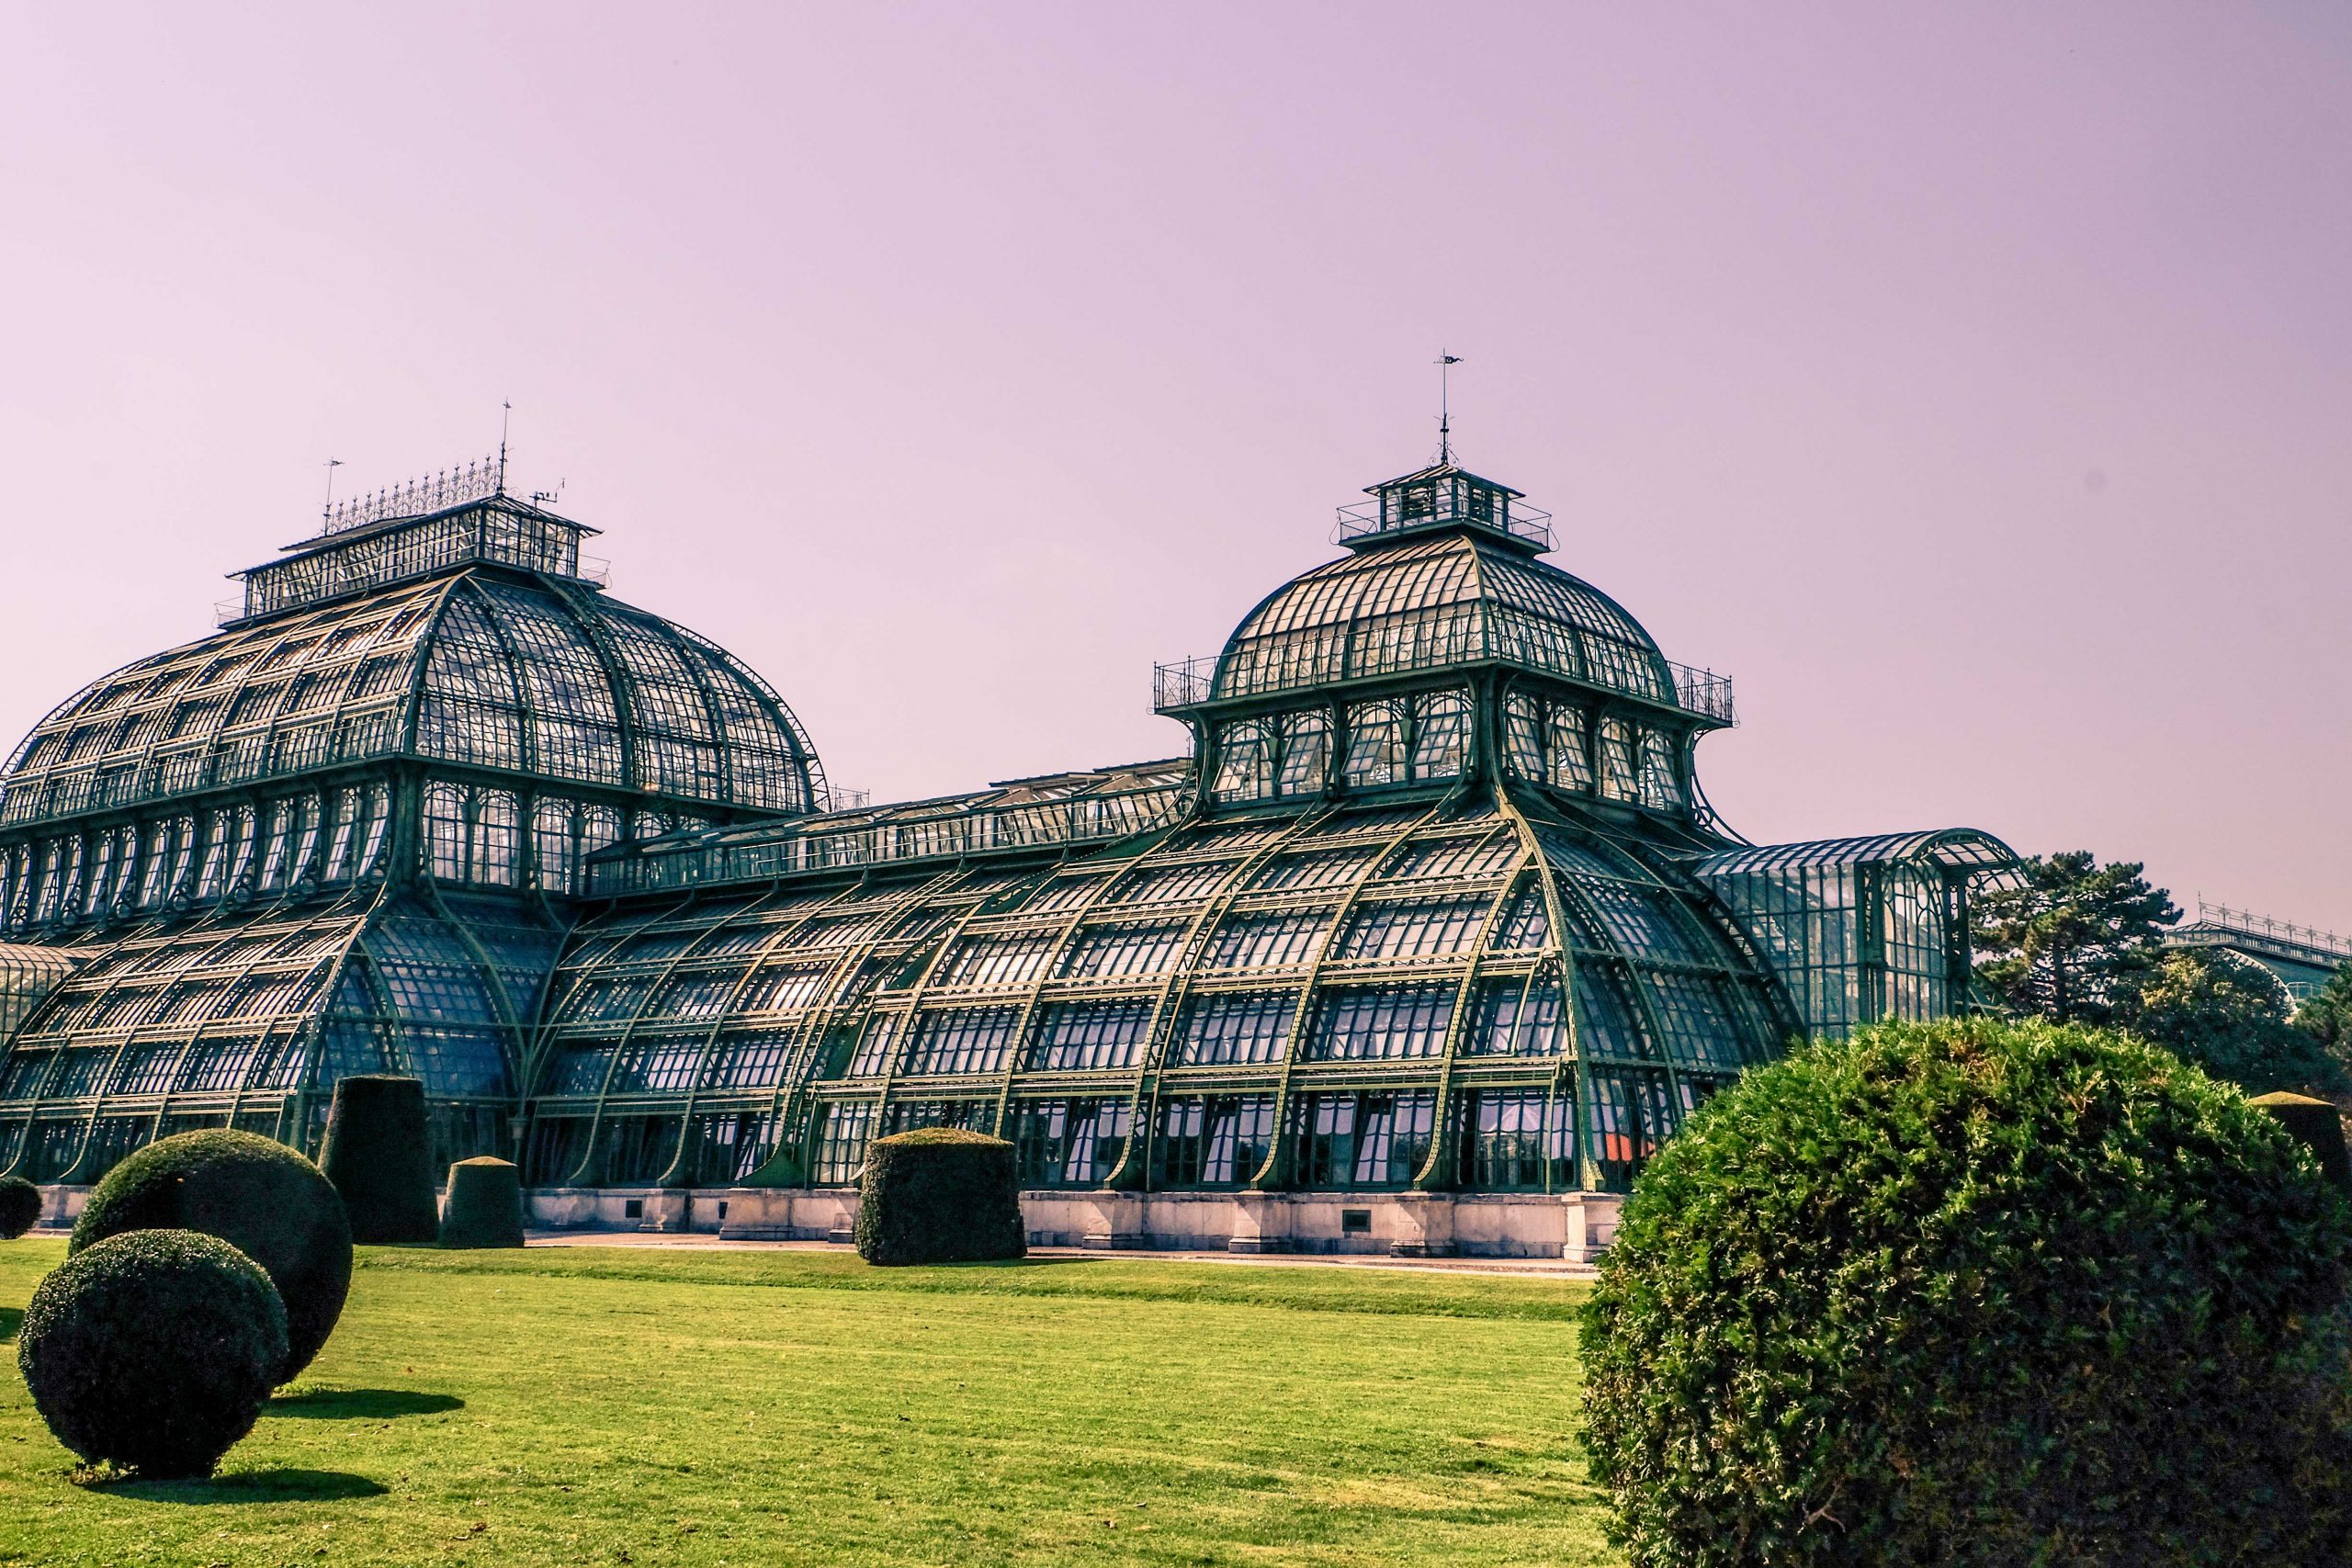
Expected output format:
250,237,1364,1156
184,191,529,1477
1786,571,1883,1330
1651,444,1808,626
267,1388,464,1419
0,1305,19,1343
94,1468,389,1504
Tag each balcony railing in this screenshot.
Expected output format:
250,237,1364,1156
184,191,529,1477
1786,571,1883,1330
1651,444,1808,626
1335,498,1554,550
1152,638,1734,726
587,779,1191,897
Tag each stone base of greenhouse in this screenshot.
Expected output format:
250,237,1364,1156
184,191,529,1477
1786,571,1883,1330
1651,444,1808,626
522,1185,1625,1260
28,1179,1622,1259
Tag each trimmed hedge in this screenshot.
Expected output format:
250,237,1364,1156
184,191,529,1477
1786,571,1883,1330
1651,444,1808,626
72,1129,351,1383
440,1156,526,1249
317,1074,439,1244
19,1228,287,1478
0,1174,40,1238
854,1128,1025,1267
2250,1090,2352,1191
1581,1018,2352,1567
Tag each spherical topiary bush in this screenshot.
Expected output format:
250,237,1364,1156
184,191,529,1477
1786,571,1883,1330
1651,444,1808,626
72,1129,350,1382
439,1156,526,1249
19,1228,287,1478
1580,1018,2352,1568
0,1174,42,1238
316,1074,439,1244
854,1128,1025,1267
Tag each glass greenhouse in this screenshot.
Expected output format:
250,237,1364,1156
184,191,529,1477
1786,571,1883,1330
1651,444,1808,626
0,455,2017,1233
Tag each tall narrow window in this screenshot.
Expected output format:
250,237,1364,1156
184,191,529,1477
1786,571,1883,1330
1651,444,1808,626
470,790,520,886
1597,717,1638,802
424,783,468,883
1213,719,1273,804
1409,691,1469,780
1276,711,1330,796
1342,699,1407,787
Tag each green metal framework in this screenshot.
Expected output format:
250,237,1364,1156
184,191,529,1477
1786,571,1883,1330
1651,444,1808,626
0,454,2018,1194
0,482,824,1176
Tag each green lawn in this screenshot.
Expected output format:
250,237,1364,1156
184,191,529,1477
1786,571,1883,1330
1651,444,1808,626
0,1240,1615,1566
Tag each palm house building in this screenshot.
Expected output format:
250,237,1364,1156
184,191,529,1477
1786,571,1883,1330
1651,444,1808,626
0,451,2016,1256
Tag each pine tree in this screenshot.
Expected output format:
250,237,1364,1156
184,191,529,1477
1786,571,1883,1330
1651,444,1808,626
1970,851,2179,1023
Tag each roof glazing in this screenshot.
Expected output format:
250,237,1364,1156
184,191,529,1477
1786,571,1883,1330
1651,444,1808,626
0,570,826,825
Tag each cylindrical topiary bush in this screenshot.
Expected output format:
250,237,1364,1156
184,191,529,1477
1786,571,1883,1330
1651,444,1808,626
440,1156,526,1249
854,1128,1025,1267
20,1228,287,1478
72,1128,351,1383
0,1174,42,1238
1582,1018,2352,1567
317,1074,439,1244
2249,1090,2352,1191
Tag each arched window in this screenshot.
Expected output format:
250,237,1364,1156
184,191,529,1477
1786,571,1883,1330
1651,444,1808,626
1409,691,1469,780
469,790,520,886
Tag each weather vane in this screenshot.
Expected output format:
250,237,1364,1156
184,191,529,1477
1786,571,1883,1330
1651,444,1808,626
321,457,344,520
1436,353,1462,462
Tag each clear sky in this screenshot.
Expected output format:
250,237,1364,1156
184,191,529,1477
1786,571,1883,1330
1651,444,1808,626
2,4,2346,934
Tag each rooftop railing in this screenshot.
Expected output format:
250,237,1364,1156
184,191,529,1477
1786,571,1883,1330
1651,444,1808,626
226,502,600,626
2191,900,2352,960
588,778,1190,897
1152,639,1735,726
321,457,503,536
1335,497,1554,550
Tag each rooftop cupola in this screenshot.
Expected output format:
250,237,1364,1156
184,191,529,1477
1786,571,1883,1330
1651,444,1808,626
1336,462,1553,555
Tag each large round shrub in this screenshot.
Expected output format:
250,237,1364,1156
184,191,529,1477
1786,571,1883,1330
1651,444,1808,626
854,1128,1025,1267
316,1074,439,1244
72,1129,351,1382
0,1174,41,1238
1581,1018,2352,1567
439,1156,526,1249
20,1228,287,1478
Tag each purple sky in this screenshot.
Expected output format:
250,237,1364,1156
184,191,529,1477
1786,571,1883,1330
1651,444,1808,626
3,5,2346,934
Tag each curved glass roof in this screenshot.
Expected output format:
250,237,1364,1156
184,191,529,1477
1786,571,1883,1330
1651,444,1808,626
0,570,826,826
1213,532,1679,708
1690,829,2019,880
515,792,1790,1190
0,888,558,1180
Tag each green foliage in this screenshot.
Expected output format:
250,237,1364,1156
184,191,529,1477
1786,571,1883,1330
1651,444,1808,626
438,1157,525,1249
316,1075,439,1245
0,1176,40,1239
1580,1017,2352,1568
854,1128,1025,1267
18,1228,286,1479
71,1130,351,1382
2112,946,2341,1094
2251,1091,2352,1191
2299,962,2352,1060
1971,850,2179,1021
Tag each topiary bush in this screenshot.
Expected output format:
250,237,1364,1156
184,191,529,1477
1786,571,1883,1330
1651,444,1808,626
316,1074,439,1244
72,1129,351,1383
854,1128,1025,1267
2249,1090,2352,1191
1581,1018,2352,1567
439,1156,526,1249
0,1174,41,1238
19,1228,287,1478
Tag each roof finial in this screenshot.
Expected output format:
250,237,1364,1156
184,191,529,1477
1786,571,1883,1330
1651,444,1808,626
1436,353,1461,463
497,400,513,495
